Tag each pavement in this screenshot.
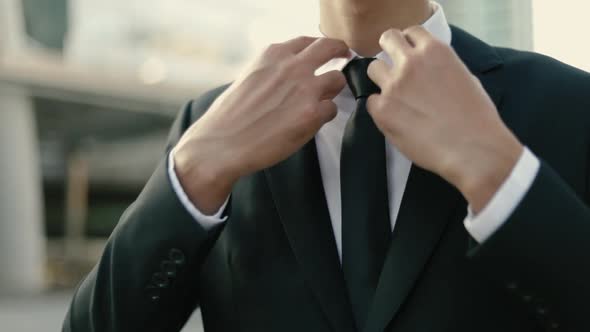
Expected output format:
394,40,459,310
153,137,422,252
0,291,204,331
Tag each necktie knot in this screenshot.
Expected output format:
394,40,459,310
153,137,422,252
342,57,381,100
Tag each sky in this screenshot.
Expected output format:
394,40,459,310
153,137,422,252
532,0,590,72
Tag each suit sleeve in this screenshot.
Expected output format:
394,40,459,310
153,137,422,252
62,93,226,331
467,159,590,331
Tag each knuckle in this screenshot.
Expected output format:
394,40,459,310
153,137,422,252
287,124,309,145
276,58,302,78
321,101,338,121
296,81,314,96
321,38,348,54
300,102,320,122
366,95,378,112
369,106,385,125
409,47,426,62
330,71,347,87
379,29,392,44
404,25,422,35
392,76,409,96
421,39,447,56
382,80,398,96
387,73,409,95
367,95,383,115
264,43,280,53
264,43,288,58
383,28,395,37
381,28,400,41
271,64,290,83
367,60,377,73
326,101,338,115
312,38,328,49
367,60,382,79
263,45,277,57
399,56,419,78
295,36,315,45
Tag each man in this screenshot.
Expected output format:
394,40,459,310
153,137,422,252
63,0,590,331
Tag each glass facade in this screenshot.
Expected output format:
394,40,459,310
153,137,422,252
444,0,533,50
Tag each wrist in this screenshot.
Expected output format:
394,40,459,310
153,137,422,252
173,144,238,215
447,134,523,213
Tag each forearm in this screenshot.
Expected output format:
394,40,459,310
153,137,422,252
467,161,590,331
172,144,236,216
449,126,524,214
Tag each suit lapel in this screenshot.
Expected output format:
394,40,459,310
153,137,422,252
451,26,505,109
265,140,357,332
363,26,506,332
362,167,464,332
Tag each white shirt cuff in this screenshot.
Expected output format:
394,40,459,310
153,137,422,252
464,147,541,243
167,150,229,229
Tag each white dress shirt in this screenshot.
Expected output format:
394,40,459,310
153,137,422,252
168,1,541,261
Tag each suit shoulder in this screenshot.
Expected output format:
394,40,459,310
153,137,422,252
494,47,590,92
189,83,232,123
493,47,590,135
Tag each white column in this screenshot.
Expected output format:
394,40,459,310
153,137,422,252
0,0,28,56
0,85,47,294
0,0,46,294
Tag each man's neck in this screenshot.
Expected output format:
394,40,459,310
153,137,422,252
319,0,432,56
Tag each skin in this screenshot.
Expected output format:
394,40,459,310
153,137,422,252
319,0,432,56
367,27,523,211
174,0,523,214
174,37,350,213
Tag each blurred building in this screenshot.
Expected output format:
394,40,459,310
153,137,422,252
445,0,533,50
0,0,249,293
1,0,46,295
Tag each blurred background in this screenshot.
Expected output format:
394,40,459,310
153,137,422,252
0,0,588,331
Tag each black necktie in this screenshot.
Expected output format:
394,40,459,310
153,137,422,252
341,58,391,330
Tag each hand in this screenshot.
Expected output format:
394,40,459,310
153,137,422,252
174,37,349,214
366,26,523,212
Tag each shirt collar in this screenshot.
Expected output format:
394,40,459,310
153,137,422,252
315,1,452,76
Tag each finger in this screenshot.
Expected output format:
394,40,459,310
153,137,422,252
297,38,350,70
379,29,412,61
366,94,390,134
282,36,319,54
366,93,382,117
366,94,415,136
367,59,391,88
311,70,347,100
315,100,338,124
403,26,434,48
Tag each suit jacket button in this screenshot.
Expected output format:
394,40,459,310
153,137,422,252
161,260,177,277
147,288,160,301
505,281,518,291
152,272,170,288
169,248,186,265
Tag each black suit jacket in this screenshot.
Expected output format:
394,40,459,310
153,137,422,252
63,26,590,332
